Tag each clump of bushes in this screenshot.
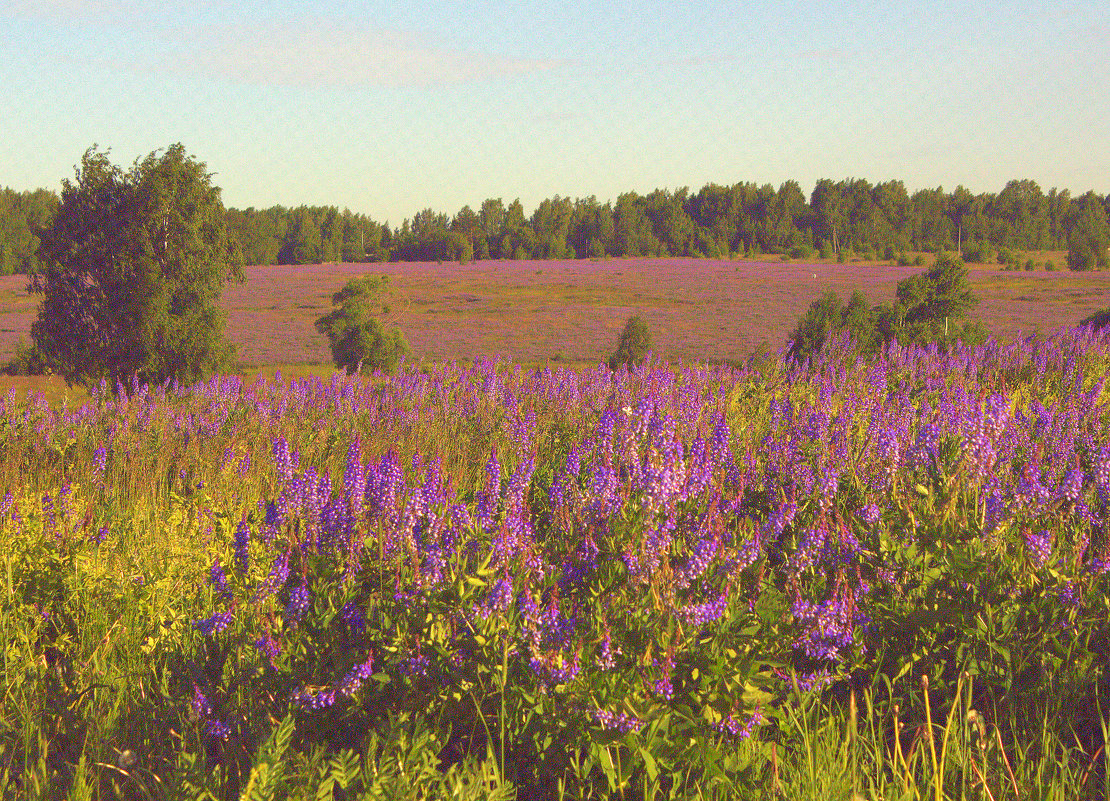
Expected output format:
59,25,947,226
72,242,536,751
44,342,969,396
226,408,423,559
787,251,987,361
961,240,995,264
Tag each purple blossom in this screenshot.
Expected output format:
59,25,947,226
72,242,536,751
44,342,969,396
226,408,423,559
530,649,580,685
272,436,295,483
859,503,882,527
475,449,502,532
597,629,618,670
285,586,311,624
92,445,108,475
294,688,337,710
675,533,719,587
204,719,231,741
190,683,212,718
399,651,430,678
252,549,290,603
774,667,837,693
1059,467,1085,503
341,601,367,635
233,517,250,575
713,708,766,740
593,709,643,733
337,655,375,696
193,610,234,636
208,558,232,602
253,631,282,664
1024,529,1053,567
473,576,514,620
676,591,729,628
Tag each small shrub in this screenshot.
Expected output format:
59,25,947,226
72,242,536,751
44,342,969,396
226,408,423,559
608,315,651,370
1080,308,1110,331
1,339,51,376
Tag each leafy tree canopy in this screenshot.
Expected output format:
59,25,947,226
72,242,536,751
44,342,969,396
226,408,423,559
1066,197,1110,272
31,144,243,387
315,275,410,374
787,252,984,361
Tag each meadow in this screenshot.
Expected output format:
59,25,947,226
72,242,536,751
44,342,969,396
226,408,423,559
3,323,1110,799
2,255,1107,373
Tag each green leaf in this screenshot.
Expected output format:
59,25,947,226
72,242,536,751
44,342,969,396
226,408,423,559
638,747,658,782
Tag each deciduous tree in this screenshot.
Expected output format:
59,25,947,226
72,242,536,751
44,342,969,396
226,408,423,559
315,275,410,374
32,144,242,386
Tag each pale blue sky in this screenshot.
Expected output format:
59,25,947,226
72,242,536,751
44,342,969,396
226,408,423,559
2,0,1107,224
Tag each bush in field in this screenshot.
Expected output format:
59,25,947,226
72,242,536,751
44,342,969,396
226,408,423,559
1067,199,1110,271
1080,308,1110,332
1,338,50,376
608,315,651,369
31,144,243,387
787,290,884,361
961,239,994,264
893,250,986,346
315,275,410,374
788,252,985,361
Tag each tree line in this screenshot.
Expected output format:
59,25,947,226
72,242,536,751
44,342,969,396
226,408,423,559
3,177,1109,275
9,142,1110,388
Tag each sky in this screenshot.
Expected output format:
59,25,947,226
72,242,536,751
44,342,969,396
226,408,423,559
1,0,1108,224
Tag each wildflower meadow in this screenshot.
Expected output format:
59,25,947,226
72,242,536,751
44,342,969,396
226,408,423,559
3,330,1110,799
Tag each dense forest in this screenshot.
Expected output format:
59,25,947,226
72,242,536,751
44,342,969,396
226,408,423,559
2,177,1109,273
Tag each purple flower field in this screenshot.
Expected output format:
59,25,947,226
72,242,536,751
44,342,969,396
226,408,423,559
4,256,1109,370
3,329,1110,797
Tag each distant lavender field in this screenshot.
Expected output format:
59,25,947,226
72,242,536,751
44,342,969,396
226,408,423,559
2,257,1107,366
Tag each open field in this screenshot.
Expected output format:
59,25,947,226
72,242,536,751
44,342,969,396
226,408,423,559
2,254,1107,369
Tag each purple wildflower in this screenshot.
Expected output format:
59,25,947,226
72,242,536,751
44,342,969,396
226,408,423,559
92,445,108,476
233,517,250,575
208,558,232,602
193,610,234,636
1024,529,1053,567
337,655,375,696
676,591,729,628
252,549,290,603
204,719,231,741
341,601,367,635
294,688,336,711
285,586,310,624
859,503,882,526
713,708,766,740
190,683,212,719
253,631,282,664
593,709,643,733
